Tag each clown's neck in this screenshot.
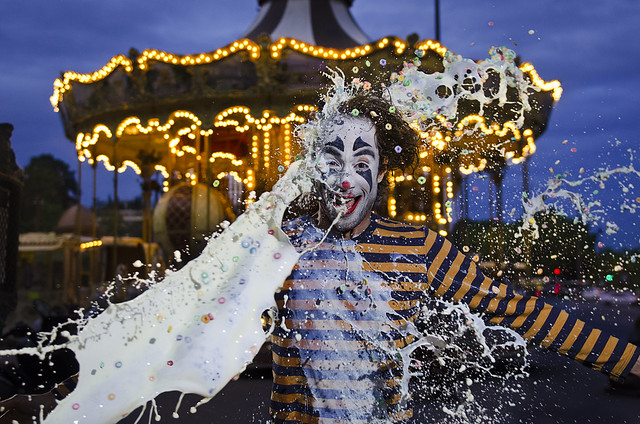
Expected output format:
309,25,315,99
316,209,372,240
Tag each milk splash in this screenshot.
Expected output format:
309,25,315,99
517,150,640,241
386,46,533,128
1,160,313,423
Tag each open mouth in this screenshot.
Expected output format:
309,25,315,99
333,195,361,215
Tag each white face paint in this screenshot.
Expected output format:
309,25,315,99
316,115,384,234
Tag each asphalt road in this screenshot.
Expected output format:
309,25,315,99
119,298,640,424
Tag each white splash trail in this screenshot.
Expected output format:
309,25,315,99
517,155,640,240
2,160,314,423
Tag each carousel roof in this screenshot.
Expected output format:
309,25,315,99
244,0,369,48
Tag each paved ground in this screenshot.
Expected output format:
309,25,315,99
119,298,640,423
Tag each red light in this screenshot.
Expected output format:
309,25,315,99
553,268,561,275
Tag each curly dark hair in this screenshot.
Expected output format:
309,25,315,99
337,94,419,181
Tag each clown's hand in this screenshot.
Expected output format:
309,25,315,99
269,159,314,205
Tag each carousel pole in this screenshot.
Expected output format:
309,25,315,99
139,167,150,272
522,156,532,282
72,156,82,304
141,169,153,279
522,156,530,198
486,173,498,271
91,161,98,295
141,134,152,246
141,176,149,245
76,157,82,236
496,171,504,269
462,174,469,250
112,138,119,278
144,178,152,244
490,168,506,272
204,133,211,236
92,163,97,239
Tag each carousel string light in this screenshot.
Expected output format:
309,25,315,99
76,106,314,195
51,37,561,110
50,55,133,111
137,39,260,71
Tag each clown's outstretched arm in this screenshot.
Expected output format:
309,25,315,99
422,232,640,383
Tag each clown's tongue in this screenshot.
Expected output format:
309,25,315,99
334,195,361,214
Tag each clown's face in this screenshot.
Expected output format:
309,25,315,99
316,116,384,234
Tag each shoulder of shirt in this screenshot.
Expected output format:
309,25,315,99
281,215,315,239
282,215,309,230
370,213,437,239
369,214,452,250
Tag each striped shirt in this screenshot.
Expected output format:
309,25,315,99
270,214,640,423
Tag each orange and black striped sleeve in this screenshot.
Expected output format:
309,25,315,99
422,230,640,382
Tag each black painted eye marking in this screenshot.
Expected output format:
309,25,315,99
321,137,346,175
321,145,343,157
326,136,345,152
352,137,376,190
352,136,369,152
359,168,373,190
320,148,343,177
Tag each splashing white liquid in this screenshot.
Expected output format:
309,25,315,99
517,152,640,240
4,161,312,423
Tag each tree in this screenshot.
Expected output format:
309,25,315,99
19,154,78,233
527,210,597,281
451,209,598,284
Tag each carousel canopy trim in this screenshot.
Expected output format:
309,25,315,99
75,105,315,176
51,37,562,111
520,62,562,101
243,0,369,49
50,39,261,111
136,39,261,70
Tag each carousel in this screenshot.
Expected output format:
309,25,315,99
51,0,561,289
